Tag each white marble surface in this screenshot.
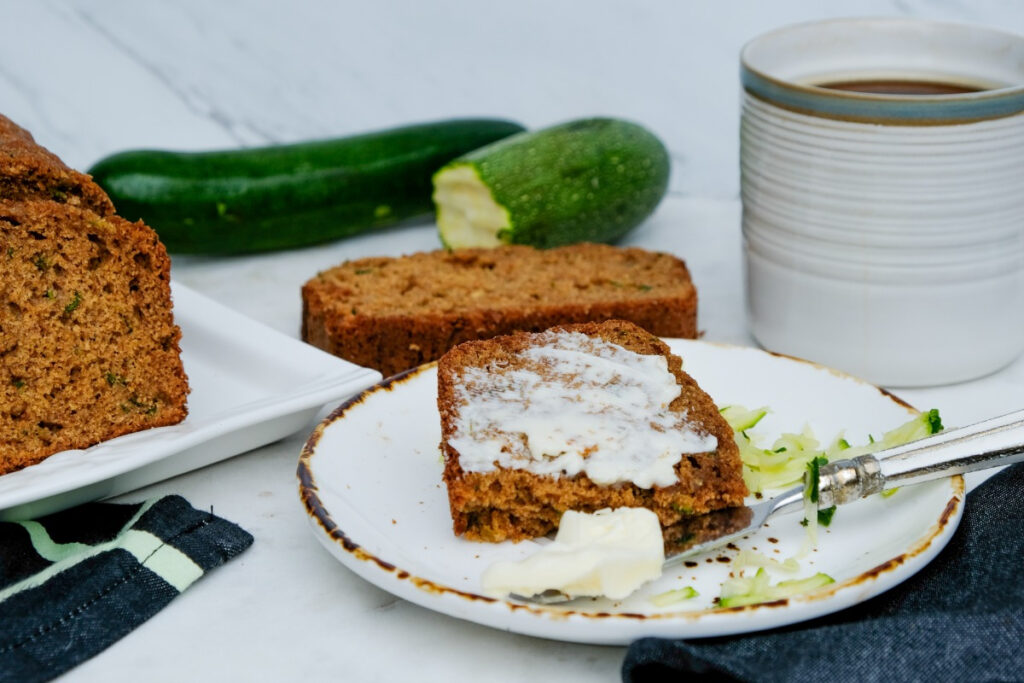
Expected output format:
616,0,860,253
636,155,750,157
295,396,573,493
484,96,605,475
4,1,1024,681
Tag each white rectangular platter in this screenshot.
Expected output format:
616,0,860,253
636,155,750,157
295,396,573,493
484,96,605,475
0,281,382,520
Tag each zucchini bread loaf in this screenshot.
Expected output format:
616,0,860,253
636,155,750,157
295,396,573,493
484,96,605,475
302,243,697,377
0,116,188,475
437,320,746,542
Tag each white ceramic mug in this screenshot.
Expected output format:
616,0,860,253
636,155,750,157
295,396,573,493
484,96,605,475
740,18,1024,386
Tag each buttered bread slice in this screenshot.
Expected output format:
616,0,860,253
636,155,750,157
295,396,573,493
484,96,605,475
437,320,746,542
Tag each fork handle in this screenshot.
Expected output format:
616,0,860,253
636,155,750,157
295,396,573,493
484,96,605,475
817,408,1024,507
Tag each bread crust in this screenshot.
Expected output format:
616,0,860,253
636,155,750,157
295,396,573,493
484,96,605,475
0,114,114,216
436,320,747,542
302,244,698,377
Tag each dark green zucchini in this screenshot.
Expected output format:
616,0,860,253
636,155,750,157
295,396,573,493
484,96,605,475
87,119,526,254
433,118,670,249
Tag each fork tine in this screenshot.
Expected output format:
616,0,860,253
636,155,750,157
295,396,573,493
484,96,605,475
510,589,574,604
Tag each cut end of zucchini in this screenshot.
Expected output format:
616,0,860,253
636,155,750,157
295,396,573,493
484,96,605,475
433,164,511,249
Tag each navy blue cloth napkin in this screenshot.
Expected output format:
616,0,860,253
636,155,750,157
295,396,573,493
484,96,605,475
622,463,1024,683
0,495,253,683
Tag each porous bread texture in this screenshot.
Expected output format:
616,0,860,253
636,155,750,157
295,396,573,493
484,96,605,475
302,243,698,378
0,200,188,475
1,115,188,474
0,114,114,216
437,320,747,543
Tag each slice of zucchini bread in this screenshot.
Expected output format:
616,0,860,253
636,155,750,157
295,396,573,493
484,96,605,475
302,243,698,378
0,114,114,216
0,200,188,474
437,320,746,542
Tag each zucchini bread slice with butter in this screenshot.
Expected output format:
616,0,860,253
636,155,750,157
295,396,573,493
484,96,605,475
437,320,746,542
302,243,697,377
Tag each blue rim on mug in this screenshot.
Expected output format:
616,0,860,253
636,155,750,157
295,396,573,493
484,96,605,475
740,18,1024,125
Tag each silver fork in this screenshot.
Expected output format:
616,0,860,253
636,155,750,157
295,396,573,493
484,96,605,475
512,408,1024,604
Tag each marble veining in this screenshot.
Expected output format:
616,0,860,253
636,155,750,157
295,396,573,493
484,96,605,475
7,0,1020,196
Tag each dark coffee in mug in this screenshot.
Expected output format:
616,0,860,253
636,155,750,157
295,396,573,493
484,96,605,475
816,79,986,95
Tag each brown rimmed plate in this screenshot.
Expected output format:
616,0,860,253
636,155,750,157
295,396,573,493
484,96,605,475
297,340,963,645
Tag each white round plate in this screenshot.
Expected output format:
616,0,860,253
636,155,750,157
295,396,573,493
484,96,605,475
297,340,963,645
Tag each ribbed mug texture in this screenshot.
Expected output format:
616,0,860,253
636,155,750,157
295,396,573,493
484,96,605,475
740,18,1024,386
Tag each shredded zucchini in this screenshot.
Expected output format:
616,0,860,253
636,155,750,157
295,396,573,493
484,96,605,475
880,408,943,445
719,405,768,432
721,405,944,548
733,549,800,573
650,586,699,606
719,568,834,608
722,404,943,496
712,407,942,609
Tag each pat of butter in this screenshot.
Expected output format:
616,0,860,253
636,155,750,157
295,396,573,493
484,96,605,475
481,508,665,601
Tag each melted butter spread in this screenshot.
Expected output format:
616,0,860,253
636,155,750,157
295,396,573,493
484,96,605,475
449,330,717,488
481,507,665,600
